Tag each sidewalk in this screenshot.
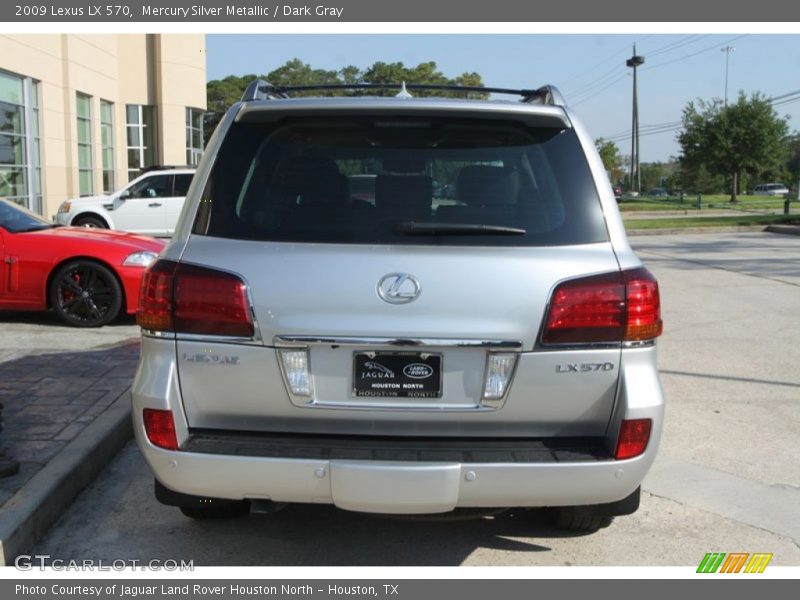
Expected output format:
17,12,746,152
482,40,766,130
0,314,139,563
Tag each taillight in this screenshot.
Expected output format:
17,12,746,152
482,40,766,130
542,267,662,345
137,260,177,331
623,269,663,341
143,408,178,451
137,260,254,337
615,418,652,459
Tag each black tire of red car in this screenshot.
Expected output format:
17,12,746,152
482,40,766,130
73,215,108,229
49,260,123,328
546,508,614,532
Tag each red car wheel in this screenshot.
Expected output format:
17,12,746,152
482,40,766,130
49,260,123,327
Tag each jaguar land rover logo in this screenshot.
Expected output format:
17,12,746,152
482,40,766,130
377,273,421,304
403,363,434,379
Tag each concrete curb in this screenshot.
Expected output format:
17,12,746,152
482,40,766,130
764,224,800,236
0,390,132,565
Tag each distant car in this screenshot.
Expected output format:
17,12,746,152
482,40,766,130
752,183,789,197
648,188,669,197
0,199,165,327
54,167,195,236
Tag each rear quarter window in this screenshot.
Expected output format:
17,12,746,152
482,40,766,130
193,115,608,247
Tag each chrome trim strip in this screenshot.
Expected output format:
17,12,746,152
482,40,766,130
273,336,523,350
175,333,262,346
535,341,622,351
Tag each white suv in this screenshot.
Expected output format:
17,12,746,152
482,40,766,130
55,167,195,236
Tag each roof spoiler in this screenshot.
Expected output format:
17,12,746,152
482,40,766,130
240,80,566,107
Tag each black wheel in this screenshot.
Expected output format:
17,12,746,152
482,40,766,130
180,501,250,520
547,508,614,532
49,260,123,327
73,215,107,229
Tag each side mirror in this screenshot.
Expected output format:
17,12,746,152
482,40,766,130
119,190,131,200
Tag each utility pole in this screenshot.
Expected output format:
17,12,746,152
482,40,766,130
721,45,735,105
626,45,645,194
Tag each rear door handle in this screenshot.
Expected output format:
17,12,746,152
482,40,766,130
148,202,162,207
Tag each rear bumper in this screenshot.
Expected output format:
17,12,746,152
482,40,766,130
134,425,659,514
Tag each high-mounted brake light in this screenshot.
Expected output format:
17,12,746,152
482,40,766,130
541,267,662,345
137,260,254,337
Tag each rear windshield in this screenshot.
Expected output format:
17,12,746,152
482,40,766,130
193,116,608,246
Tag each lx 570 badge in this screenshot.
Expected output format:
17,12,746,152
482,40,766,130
556,362,615,373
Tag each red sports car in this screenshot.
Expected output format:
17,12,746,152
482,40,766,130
0,199,165,327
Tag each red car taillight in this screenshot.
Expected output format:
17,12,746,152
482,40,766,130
137,260,254,337
615,418,652,460
542,267,662,345
143,408,178,451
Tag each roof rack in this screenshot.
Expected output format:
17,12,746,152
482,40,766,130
240,80,566,107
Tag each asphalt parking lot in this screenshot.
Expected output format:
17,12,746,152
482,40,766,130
15,231,800,566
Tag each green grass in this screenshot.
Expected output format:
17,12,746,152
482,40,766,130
624,214,799,230
618,194,793,212
618,200,699,212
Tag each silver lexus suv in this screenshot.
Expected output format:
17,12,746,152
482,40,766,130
132,81,664,531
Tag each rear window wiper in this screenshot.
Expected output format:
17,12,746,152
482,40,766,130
394,221,527,236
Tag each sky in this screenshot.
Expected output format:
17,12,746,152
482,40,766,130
206,34,800,163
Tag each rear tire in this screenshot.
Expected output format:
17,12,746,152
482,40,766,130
547,508,614,532
73,215,108,229
179,502,250,520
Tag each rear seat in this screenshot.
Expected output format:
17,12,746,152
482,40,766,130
375,175,433,220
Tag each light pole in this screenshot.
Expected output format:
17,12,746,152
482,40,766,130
626,45,645,194
721,45,735,105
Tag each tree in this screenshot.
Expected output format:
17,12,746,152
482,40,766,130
639,161,676,192
677,93,789,202
203,59,489,143
786,134,800,194
595,138,624,185
204,74,255,144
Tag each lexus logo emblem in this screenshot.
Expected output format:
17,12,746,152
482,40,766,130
377,273,421,304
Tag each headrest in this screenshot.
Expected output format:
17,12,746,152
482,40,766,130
456,165,519,206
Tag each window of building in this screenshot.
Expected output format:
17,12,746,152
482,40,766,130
0,70,42,213
185,107,204,166
126,104,156,181
76,93,93,196
100,100,114,193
